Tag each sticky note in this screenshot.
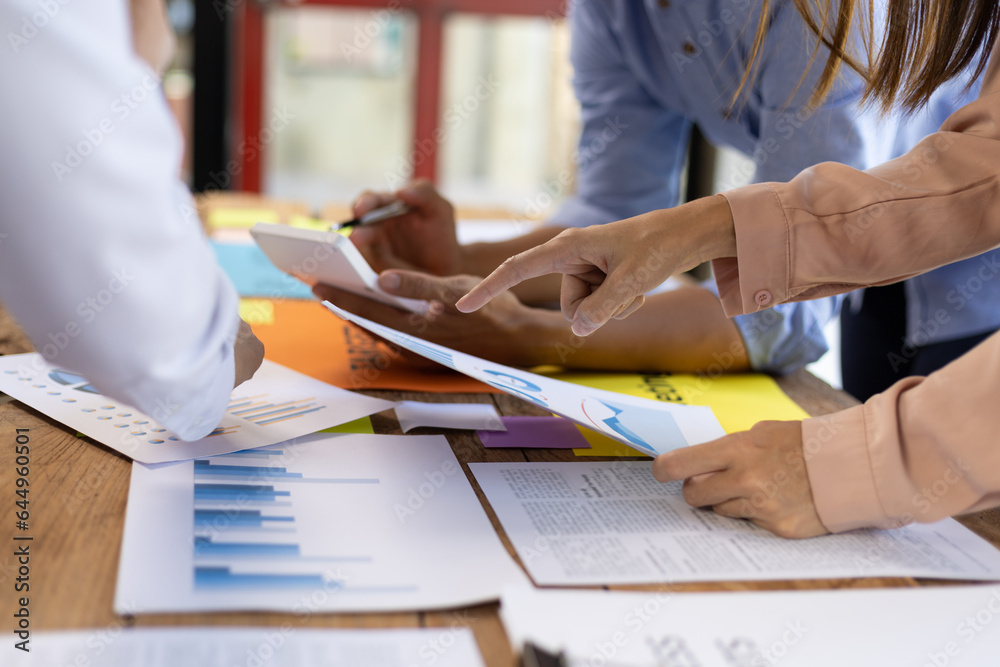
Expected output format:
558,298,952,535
211,241,313,299
239,299,276,326
320,416,375,434
289,215,335,232
395,401,504,433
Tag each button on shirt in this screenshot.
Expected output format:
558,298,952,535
549,0,999,371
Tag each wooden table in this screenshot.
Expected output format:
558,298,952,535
1,311,998,667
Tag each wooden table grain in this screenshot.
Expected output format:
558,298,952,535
1,314,998,667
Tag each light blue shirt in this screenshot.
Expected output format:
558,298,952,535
550,0,998,372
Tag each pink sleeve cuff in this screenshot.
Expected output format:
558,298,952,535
802,406,895,532
715,183,791,316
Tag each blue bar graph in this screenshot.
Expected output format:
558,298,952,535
195,567,327,589
190,458,403,594
194,509,294,528
255,406,325,425
193,461,380,485
218,449,286,459
234,403,319,420
194,483,290,501
194,536,300,558
194,462,303,478
227,396,327,427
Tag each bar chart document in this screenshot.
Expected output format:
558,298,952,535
501,585,1000,667
11,627,484,667
0,353,396,463
325,303,725,456
471,462,1000,585
115,433,528,613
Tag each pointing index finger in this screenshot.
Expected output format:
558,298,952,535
455,245,561,312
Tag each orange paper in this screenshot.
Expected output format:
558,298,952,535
247,299,497,393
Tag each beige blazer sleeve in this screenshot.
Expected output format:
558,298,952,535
714,42,1000,317
713,42,1000,532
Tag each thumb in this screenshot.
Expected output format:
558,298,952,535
379,270,469,304
395,179,436,208
352,190,393,218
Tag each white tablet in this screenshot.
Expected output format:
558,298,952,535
250,223,429,314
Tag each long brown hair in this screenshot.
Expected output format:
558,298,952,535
737,0,1000,113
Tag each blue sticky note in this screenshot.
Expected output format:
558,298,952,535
211,241,314,299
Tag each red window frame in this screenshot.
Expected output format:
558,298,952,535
232,0,566,192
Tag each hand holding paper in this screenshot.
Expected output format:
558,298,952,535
654,420,827,538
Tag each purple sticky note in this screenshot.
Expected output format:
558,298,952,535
478,416,591,449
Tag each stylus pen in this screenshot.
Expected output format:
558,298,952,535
333,200,410,230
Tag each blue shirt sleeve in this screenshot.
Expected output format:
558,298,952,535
733,300,841,374
699,281,840,374
548,0,692,228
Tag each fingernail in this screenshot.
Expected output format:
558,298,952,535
572,319,595,337
380,272,401,291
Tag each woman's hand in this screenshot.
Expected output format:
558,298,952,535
652,420,829,539
457,195,737,336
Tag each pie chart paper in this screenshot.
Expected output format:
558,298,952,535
324,303,725,456
0,353,396,463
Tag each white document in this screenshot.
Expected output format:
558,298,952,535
11,627,484,667
501,585,1000,667
395,401,505,433
116,433,529,613
471,461,1000,585
0,353,395,463
325,304,725,456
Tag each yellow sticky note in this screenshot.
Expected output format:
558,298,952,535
209,208,281,229
551,372,808,435
320,417,375,434
572,424,647,458
288,215,333,232
239,298,275,326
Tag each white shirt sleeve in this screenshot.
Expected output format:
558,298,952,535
0,0,240,440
